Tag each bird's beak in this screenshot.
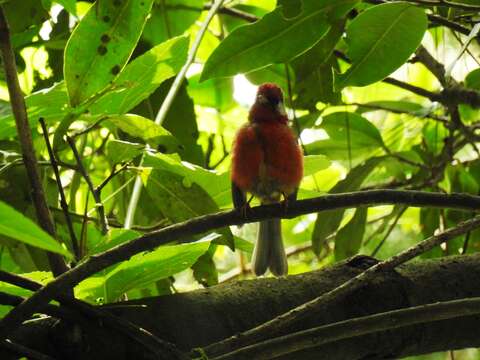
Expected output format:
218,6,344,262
277,101,287,116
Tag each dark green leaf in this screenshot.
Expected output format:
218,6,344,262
65,0,154,106
201,0,358,80
245,64,293,93
192,244,218,287
465,68,480,91
3,0,48,34
335,206,367,261
334,2,427,89
53,0,77,15
143,0,202,45
0,200,73,258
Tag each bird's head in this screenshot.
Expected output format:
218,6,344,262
250,83,288,124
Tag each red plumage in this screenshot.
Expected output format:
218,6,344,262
231,83,303,276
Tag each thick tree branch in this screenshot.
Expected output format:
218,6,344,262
0,7,69,276
1,190,480,341
200,215,480,357
213,297,480,360
7,254,480,359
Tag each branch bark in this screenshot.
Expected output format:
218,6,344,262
5,254,480,359
0,7,69,276
1,190,480,340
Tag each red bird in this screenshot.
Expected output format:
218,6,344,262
231,83,303,276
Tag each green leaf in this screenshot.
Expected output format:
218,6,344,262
144,153,231,208
292,20,344,108
465,68,480,91
303,155,331,176
311,157,382,254
64,0,154,106
0,82,69,140
187,74,235,111
192,244,218,287
245,64,293,93
143,169,234,249
0,201,72,259
3,0,48,34
201,0,358,80
306,112,386,162
106,139,144,164
334,206,367,261
106,114,180,152
334,2,427,90
143,0,202,45
104,238,212,302
89,35,189,115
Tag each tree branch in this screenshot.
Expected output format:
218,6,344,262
0,7,69,276
200,214,480,357
212,297,480,360
0,190,480,339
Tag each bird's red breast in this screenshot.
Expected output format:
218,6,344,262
231,86,303,202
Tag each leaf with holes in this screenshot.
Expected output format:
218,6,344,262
334,2,427,90
64,0,154,106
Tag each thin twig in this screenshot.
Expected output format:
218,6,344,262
40,118,80,261
1,190,480,339
0,7,68,276
66,136,109,234
371,206,407,256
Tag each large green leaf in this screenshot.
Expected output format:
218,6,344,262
334,2,427,90
0,201,72,259
106,114,180,152
64,0,154,106
201,0,358,80
311,157,382,254
143,169,234,249
334,206,367,261
89,35,189,115
306,112,386,162
292,20,344,108
76,238,212,303
143,153,231,208
143,0,202,45
465,68,480,91
303,155,331,176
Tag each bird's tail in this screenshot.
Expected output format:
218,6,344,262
252,218,288,276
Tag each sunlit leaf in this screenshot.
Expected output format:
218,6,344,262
65,0,154,106
335,206,367,261
334,2,427,89
201,0,358,80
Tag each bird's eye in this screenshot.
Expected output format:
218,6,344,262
257,94,268,104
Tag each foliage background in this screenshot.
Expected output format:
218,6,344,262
0,0,480,358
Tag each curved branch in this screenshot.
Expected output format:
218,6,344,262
1,190,480,339
212,297,480,360
200,214,480,357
